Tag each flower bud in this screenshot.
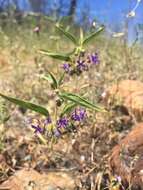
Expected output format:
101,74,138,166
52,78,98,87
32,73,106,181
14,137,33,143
56,98,62,107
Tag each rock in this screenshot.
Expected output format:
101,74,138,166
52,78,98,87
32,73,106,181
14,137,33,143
0,168,76,190
109,122,143,189
125,91,143,120
105,80,143,121
107,80,143,100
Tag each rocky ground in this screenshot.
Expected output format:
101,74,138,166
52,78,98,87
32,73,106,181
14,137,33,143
0,46,143,189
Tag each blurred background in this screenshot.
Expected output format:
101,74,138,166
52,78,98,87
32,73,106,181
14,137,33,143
0,0,143,101
0,2,143,189
0,0,143,43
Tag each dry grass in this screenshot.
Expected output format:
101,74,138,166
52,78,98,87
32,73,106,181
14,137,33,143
0,20,143,189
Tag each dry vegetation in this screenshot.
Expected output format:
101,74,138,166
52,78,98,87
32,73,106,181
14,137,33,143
0,16,143,190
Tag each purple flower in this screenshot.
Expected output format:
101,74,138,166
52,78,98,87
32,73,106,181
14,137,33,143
76,60,87,71
31,124,43,134
44,117,52,125
79,108,86,120
71,108,86,122
115,175,122,183
62,63,71,73
72,113,80,121
90,53,100,65
57,117,69,128
54,128,61,137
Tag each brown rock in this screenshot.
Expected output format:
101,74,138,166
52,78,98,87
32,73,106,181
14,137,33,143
106,80,143,120
107,80,143,99
125,91,143,120
109,123,143,189
0,168,76,190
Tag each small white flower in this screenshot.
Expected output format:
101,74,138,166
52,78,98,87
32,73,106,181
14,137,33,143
101,91,107,98
127,11,136,18
71,139,76,145
33,26,40,32
112,32,125,38
116,176,122,183
92,21,96,27
139,170,143,175
80,155,85,162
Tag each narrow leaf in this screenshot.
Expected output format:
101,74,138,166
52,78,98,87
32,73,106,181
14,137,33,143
0,94,49,116
58,72,65,86
79,28,84,46
59,92,105,112
39,50,71,61
82,26,104,46
56,24,77,45
41,71,58,89
60,102,77,117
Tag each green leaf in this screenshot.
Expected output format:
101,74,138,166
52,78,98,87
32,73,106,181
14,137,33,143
67,48,77,56
0,99,10,123
79,28,84,46
39,50,71,61
58,15,73,25
59,92,105,112
41,71,58,89
0,93,49,116
60,102,77,117
58,72,65,86
56,24,77,45
82,26,104,46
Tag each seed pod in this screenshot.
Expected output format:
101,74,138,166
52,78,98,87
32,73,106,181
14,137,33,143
56,98,62,107
69,69,76,76
80,50,85,57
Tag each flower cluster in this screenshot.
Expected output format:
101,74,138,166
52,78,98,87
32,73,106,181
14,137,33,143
71,108,86,121
55,108,87,137
28,117,52,135
62,51,100,75
29,107,86,139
